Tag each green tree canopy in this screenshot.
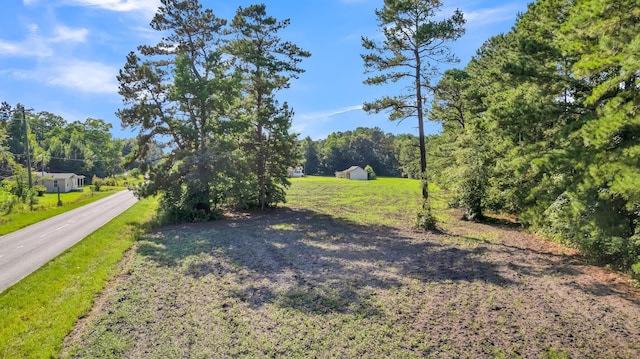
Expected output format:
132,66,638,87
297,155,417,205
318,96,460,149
429,0,640,274
117,0,308,221
227,4,310,210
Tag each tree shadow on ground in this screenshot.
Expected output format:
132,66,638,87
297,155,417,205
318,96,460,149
445,231,640,306
135,207,638,315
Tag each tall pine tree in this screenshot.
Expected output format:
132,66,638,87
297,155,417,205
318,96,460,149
361,0,465,229
117,0,242,222
227,4,310,210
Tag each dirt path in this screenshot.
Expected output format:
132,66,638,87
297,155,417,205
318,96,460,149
63,207,640,358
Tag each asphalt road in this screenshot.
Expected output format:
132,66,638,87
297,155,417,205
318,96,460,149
0,190,138,293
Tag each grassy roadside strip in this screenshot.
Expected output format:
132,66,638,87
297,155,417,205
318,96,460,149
0,189,120,236
0,196,158,359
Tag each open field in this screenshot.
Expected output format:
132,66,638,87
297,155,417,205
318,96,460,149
0,188,120,236
61,176,640,358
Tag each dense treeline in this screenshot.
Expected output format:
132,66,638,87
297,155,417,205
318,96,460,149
0,103,164,177
0,102,162,208
428,0,639,275
299,127,422,178
0,104,124,177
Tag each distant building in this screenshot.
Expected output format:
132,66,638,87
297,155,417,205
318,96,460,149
335,166,368,180
37,172,85,193
287,167,305,178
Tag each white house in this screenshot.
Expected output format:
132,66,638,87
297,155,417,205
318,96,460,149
335,166,368,180
37,172,85,193
287,167,304,178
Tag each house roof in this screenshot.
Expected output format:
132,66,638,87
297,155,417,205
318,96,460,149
36,172,85,180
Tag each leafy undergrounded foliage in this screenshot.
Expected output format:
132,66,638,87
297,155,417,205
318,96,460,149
429,0,640,275
118,0,309,222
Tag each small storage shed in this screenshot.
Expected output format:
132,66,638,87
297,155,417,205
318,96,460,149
335,166,368,180
38,172,85,193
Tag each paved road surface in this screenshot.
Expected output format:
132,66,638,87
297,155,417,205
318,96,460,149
0,190,138,293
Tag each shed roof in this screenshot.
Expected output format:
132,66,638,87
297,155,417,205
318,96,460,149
337,166,364,173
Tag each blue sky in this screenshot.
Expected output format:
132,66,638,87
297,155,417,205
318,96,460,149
1,0,530,140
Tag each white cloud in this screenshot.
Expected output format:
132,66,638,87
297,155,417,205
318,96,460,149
298,105,363,122
0,35,53,57
293,105,363,135
47,60,119,93
456,3,525,28
0,23,88,58
349,0,522,29
8,60,119,94
51,24,89,43
0,41,24,55
61,0,161,16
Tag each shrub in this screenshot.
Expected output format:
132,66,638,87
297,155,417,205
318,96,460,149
92,176,104,192
2,180,18,197
632,261,640,281
127,168,141,178
451,152,487,221
156,185,223,224
26,188,39,208
103,177,117,186
32,185,47,196
0,187,18,214
415,194,436,230
364,165,377,180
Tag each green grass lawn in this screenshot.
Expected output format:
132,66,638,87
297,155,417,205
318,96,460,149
0,188,120,236
0,196,158,359
286,176,448,228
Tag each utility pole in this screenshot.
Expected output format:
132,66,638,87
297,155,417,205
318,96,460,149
21,105,33,189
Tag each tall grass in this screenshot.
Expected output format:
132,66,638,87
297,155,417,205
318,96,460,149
0,196,158,359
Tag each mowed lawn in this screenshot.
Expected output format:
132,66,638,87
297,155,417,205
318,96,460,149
63,177,640,358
